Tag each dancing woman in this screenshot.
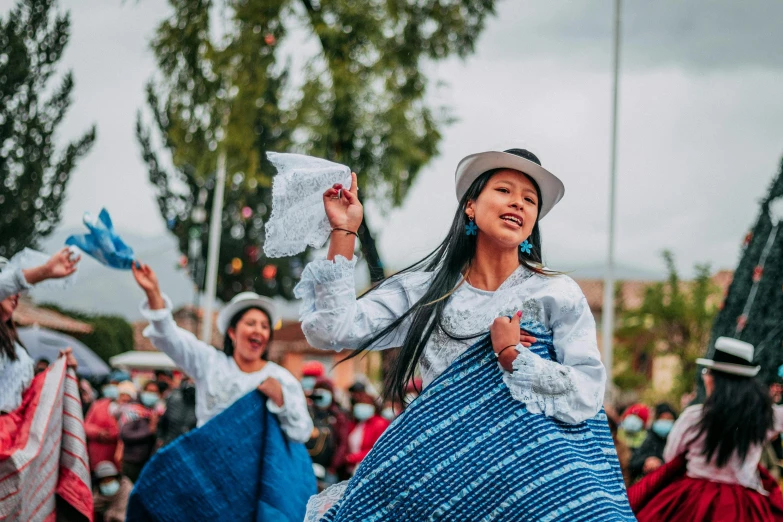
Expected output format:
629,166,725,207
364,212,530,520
631,337,783,521
297,148,634,520
1,248,80,414
131,265,312,442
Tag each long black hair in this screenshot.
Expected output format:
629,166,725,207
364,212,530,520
697,370,773,467
1,318,18,361
345,149,554,405
222,306,274,361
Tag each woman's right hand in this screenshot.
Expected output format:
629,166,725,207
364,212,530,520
323,172,363,232
131,262,165,309
23,247,81,284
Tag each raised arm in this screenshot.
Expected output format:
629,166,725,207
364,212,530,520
294,171,432,351
133,262,216,381
0,247,80,301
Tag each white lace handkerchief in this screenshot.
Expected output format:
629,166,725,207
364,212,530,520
264,152,352,258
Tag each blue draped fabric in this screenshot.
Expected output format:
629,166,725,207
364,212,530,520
66,208,135,270
127,390,316,522
319,330,634,521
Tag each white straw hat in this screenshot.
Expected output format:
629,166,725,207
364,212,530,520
217,292,281,335
454,149,565,219
696,337,760,377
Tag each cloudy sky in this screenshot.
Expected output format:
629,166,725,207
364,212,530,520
4,0,783,295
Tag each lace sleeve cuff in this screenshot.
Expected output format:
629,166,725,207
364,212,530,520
294,255,357,313
502,345,576,419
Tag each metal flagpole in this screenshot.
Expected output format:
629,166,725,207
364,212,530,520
602,0,622,377
200,147,227,343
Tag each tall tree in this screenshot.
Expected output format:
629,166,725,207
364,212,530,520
613,251,719,397
706,157,783,384
137,0,303,301
138,0,497,302
0,0,96,258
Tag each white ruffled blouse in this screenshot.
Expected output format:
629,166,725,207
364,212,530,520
0,267,34,413
140,295,313,442
294,256,606,424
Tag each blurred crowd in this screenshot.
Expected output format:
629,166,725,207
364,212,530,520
67,366,196,522
605,378,783,490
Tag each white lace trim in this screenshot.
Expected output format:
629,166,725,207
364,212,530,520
503,345,575,418
263,152,352,258
293,255,357,316
304,480,350,522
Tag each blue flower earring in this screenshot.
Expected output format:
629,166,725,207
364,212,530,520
519,239,532,254
465,216,478,236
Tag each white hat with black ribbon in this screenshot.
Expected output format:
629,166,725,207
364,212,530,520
696,337,760,377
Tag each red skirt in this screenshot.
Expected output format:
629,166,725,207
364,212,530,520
630,456,783,521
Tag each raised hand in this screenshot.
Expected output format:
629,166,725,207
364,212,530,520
131,262,165,309
23,247,81,284
323,172,363,233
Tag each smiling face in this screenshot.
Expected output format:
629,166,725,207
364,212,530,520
465,169,539,250
0,293,19,322
228,308,272,364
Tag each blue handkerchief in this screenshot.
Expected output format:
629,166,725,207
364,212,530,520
66,209,135,270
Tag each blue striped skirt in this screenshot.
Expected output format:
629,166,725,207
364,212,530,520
311,337,634,521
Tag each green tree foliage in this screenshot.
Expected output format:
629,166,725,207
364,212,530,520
707,157,783,384
0,0,96,258
138,0,497,302
41,304,134,364
614,251,719,397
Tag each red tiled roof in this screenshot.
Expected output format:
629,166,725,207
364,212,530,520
13,298,93,334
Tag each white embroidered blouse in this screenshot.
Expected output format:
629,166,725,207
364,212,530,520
294,256,606,424
0,267,35,413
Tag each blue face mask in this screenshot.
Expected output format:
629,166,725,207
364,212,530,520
353,403,375,422
102,385,119,400
621,414,644,434
140,391,159,408
301,377,316,393
652,419,674,438
99,480,120,497
313,390,333,408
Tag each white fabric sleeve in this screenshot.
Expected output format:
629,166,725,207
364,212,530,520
663,405,702,462
140,294,217,382
0,266,32,301
502,276,606,424
265,367,314,443
293,255,431,352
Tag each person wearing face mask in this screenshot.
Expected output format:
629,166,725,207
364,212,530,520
302,361,325,396
618,403,650,455
344,392,390,475
92,461,132,522
119,380,159,482
629,403,678,482
307,378,351,486
84,375,126,473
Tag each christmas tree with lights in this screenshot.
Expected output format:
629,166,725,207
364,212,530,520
705,156,783,383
